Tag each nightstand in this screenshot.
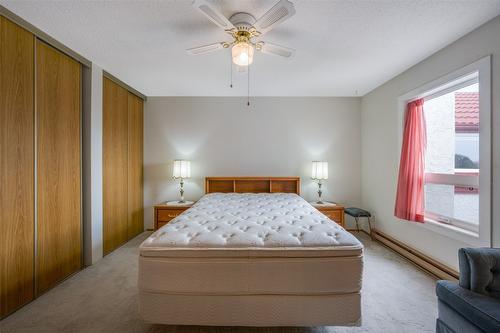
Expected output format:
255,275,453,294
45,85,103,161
309,202,345,228
154,201,195,230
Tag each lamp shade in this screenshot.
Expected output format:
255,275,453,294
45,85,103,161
311,161,328,180
172,160,191,179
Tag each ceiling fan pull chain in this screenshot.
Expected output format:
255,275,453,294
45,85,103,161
230,53,233,88
247,41,250,107
247,62,251,107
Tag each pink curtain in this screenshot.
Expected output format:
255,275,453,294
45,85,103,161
394,99,426,223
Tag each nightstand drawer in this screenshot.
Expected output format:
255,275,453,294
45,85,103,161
309,202,345,228
323,210,342,223
154,202,195,230
157,209,185,222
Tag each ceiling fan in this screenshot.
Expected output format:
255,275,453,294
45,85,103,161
187,0,296,67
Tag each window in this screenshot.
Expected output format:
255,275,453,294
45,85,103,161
424,78,479,232
398,56,491,246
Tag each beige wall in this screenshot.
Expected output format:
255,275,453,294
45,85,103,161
144,97,362,230
361,16,500,270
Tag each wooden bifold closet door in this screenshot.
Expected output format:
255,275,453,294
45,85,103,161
103,77,143,255
36,40,82,294
1,18,82,318
127,93,144,239
0,16,35,318
103,77,129,255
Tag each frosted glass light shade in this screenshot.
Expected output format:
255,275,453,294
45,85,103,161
232,42,254,66
311,161,328,180
172,160,191,179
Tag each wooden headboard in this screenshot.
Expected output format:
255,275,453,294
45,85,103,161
205,177,300,195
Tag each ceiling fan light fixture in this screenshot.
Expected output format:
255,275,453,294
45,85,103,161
232,42,254,67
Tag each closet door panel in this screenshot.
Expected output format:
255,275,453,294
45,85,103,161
127,93,143,239
0,17,35,318
103,77,128,255
36,40,81,294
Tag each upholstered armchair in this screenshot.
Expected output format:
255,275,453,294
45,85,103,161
436,248,500,333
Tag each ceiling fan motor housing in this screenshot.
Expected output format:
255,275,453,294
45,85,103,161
229,12,256,31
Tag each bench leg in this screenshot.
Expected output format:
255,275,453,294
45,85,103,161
367,216,373,239
355,217,360,233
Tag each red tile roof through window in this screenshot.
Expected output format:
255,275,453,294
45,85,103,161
455,92,479,133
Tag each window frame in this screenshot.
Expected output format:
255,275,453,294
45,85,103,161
397,56,491,247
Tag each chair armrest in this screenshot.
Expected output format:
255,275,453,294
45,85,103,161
437,280,500,333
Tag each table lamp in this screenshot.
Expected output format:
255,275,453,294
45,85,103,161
311,161,328,204
172,160,191,203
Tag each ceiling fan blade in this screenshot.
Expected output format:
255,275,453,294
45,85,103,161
259,42,295,58
192,0,235,30
253,0,295,34
186,42,225,55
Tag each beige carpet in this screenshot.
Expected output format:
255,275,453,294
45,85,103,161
0,232,437,333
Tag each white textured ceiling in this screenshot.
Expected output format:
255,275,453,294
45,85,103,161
2,0,500,96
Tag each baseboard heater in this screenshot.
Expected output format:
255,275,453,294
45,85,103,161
372,229,459,281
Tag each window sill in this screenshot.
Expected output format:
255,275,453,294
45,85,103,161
417,218,487,247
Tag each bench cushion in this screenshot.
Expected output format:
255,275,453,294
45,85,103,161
345,207,371,218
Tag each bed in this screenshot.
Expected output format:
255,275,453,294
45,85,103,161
138,177,364,327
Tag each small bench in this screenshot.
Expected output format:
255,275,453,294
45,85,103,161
345,207,373,238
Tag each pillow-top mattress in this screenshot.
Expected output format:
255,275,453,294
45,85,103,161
140,192,363,257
